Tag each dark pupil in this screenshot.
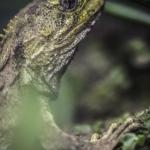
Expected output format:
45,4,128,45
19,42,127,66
61,0,77,10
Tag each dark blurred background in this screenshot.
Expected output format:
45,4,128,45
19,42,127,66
0,0,150,130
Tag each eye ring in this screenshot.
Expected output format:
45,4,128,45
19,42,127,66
60,0,78,11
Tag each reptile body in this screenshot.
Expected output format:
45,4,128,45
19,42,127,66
0,0,104,149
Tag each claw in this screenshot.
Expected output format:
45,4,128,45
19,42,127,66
90,133,100,143
101,123,119,140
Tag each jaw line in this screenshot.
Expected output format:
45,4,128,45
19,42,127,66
63,11,102,53
52,9,102,54
63,10,102,43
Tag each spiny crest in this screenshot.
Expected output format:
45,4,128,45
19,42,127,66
0,16,18,42
0,16,19,70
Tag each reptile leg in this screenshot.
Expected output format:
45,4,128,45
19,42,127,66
90,117,141,150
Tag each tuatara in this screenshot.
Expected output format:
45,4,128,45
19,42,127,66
0,0,104,149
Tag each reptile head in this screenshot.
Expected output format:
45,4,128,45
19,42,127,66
31,0,105,67
25,0,104,63
23,0,104,95
46,0,104,46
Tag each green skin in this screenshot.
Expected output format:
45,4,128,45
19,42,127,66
0,0,104,149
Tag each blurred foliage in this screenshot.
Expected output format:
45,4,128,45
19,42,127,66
105,1,150,25
9,86,43,150
121,133,146,150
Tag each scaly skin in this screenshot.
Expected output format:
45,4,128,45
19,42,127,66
0,0,104,149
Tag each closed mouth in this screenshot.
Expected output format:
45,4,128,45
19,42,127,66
54,7,102,49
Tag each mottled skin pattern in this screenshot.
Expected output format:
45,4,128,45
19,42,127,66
0,0,104,149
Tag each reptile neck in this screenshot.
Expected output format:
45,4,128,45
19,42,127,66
0,57,19,99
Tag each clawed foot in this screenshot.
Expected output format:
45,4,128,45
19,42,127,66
41,115,142,150
90,117,142,150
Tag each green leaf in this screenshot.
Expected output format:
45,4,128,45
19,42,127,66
104,1,150,25
121,133,146,150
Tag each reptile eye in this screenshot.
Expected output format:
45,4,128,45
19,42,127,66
60,0,78,11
